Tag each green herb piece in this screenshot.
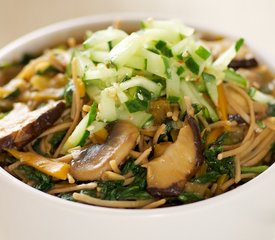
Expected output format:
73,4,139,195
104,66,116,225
176,66,185,75
185,56,200,75
195,46,211,60
241,166,268,174
108,41,113,51
17,165,53,191
235,38,244,51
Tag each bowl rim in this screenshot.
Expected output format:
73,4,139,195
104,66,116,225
0,14,274,216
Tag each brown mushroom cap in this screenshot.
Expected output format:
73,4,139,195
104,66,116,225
145,116,203,197
0,101,65,152
70,120,139,181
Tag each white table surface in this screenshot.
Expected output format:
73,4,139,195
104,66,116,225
0,0,275,58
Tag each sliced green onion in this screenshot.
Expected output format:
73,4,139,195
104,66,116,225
195,46,211,60
185,56,200,75
176,66,185,75
235,38,244,51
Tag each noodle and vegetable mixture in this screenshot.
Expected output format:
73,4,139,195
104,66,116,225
0,19,275,209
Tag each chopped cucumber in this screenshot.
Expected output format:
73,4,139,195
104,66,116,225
109,33,142,67
202,72,218,105
166,64,181,102
98,88,117,122
248,87,275,104
125,55,146,70
84,65,116,81
87,121,107,134
61,103,97,153
119,76,162,97
181,80,219,121
83,27,128,49
140,49,168,78
142,19,194,37
75,55,95,77
89,51,109,63
213,38,245,71
141,28,181,44
86,85,101,100
224,68,248,88
117,106,153,128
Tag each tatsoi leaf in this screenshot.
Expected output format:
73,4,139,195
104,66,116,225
204,145,235,178
193,171,220,184
178,192,203,204
185,56,200,75
17,165,53,191
57,192,75,201
267,104,275,116
235,38,245,51
49,130,66,154
195,46,211,60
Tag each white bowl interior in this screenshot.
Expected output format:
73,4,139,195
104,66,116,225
0,15,275,240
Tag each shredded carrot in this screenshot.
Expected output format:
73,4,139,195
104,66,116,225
206,127,223,145
6,149,70,180
77,78,86,98
217,84,228,121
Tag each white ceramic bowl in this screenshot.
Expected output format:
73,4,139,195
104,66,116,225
0,15,275,240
